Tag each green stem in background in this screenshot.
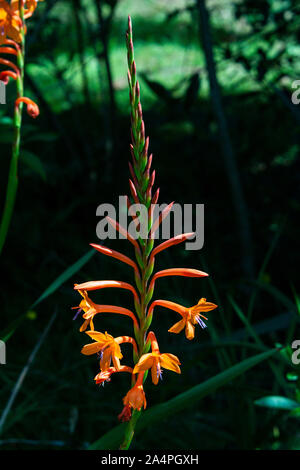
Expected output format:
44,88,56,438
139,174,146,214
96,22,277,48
0,2,25,256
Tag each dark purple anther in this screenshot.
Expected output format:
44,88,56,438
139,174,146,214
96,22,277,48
157,365,163,381
72,308,82,320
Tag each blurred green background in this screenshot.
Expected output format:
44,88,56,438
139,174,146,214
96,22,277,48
0,0,300,450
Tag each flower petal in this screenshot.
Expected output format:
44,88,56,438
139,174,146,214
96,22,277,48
133,353,154,373
185,321,195,340
81,342,102,356
159,353,181,374
151,363,159,385
168,318,186,334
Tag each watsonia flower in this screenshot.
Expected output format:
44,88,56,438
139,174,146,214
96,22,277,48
73,16,218,450
147,298,218,340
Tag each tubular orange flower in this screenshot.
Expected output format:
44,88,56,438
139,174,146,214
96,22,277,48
94,365,133,385
0,45,17,55
83,305,139,330
149,232,195,262
81,331,124,371
74,280,140,307
133,331,181,385
148,298,218,340
122,372,147,411
0,2,22,45
149,201,174,238
147,268,209,298
106,216,141,252
72,289,101,331
0,56,19,74
73,290,140,332
81,331,138,371
11,0,44,20
0,69,17,83
118,405,132,423
15,96,39,118
90,243,140,278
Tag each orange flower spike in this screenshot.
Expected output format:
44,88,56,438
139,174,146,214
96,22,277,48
81,331,123,371
133,331,181,385
148,298,218,340
122,372,147,412
15,97,40,118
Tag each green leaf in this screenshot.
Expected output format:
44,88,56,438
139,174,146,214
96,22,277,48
0,250,95,341
21,150,47,181
255,396,300,410
89,347,279,450
31,249,95,308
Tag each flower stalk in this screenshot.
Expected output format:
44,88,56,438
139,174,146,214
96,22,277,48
0,0,41,255
74,15,217,450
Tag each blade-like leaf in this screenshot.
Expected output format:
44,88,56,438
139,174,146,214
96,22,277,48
31,249,94,308
21,150,47,181
89,347,279,450
0,250,94,341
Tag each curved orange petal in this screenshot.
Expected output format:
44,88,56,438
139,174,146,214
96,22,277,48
192,298,218,313
132,353,154,373
79,318,90,332
101,348,112,370
185,321,195,340
168,318,186,334
81,342,102,356
112,355,121,371
159,353,181,374
151,363,159,385
85,330,109,343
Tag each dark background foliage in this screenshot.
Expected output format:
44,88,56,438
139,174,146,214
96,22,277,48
0,0,299,450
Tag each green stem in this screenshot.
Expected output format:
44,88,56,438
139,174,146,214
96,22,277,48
119,409,141,450
0,3,25,255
